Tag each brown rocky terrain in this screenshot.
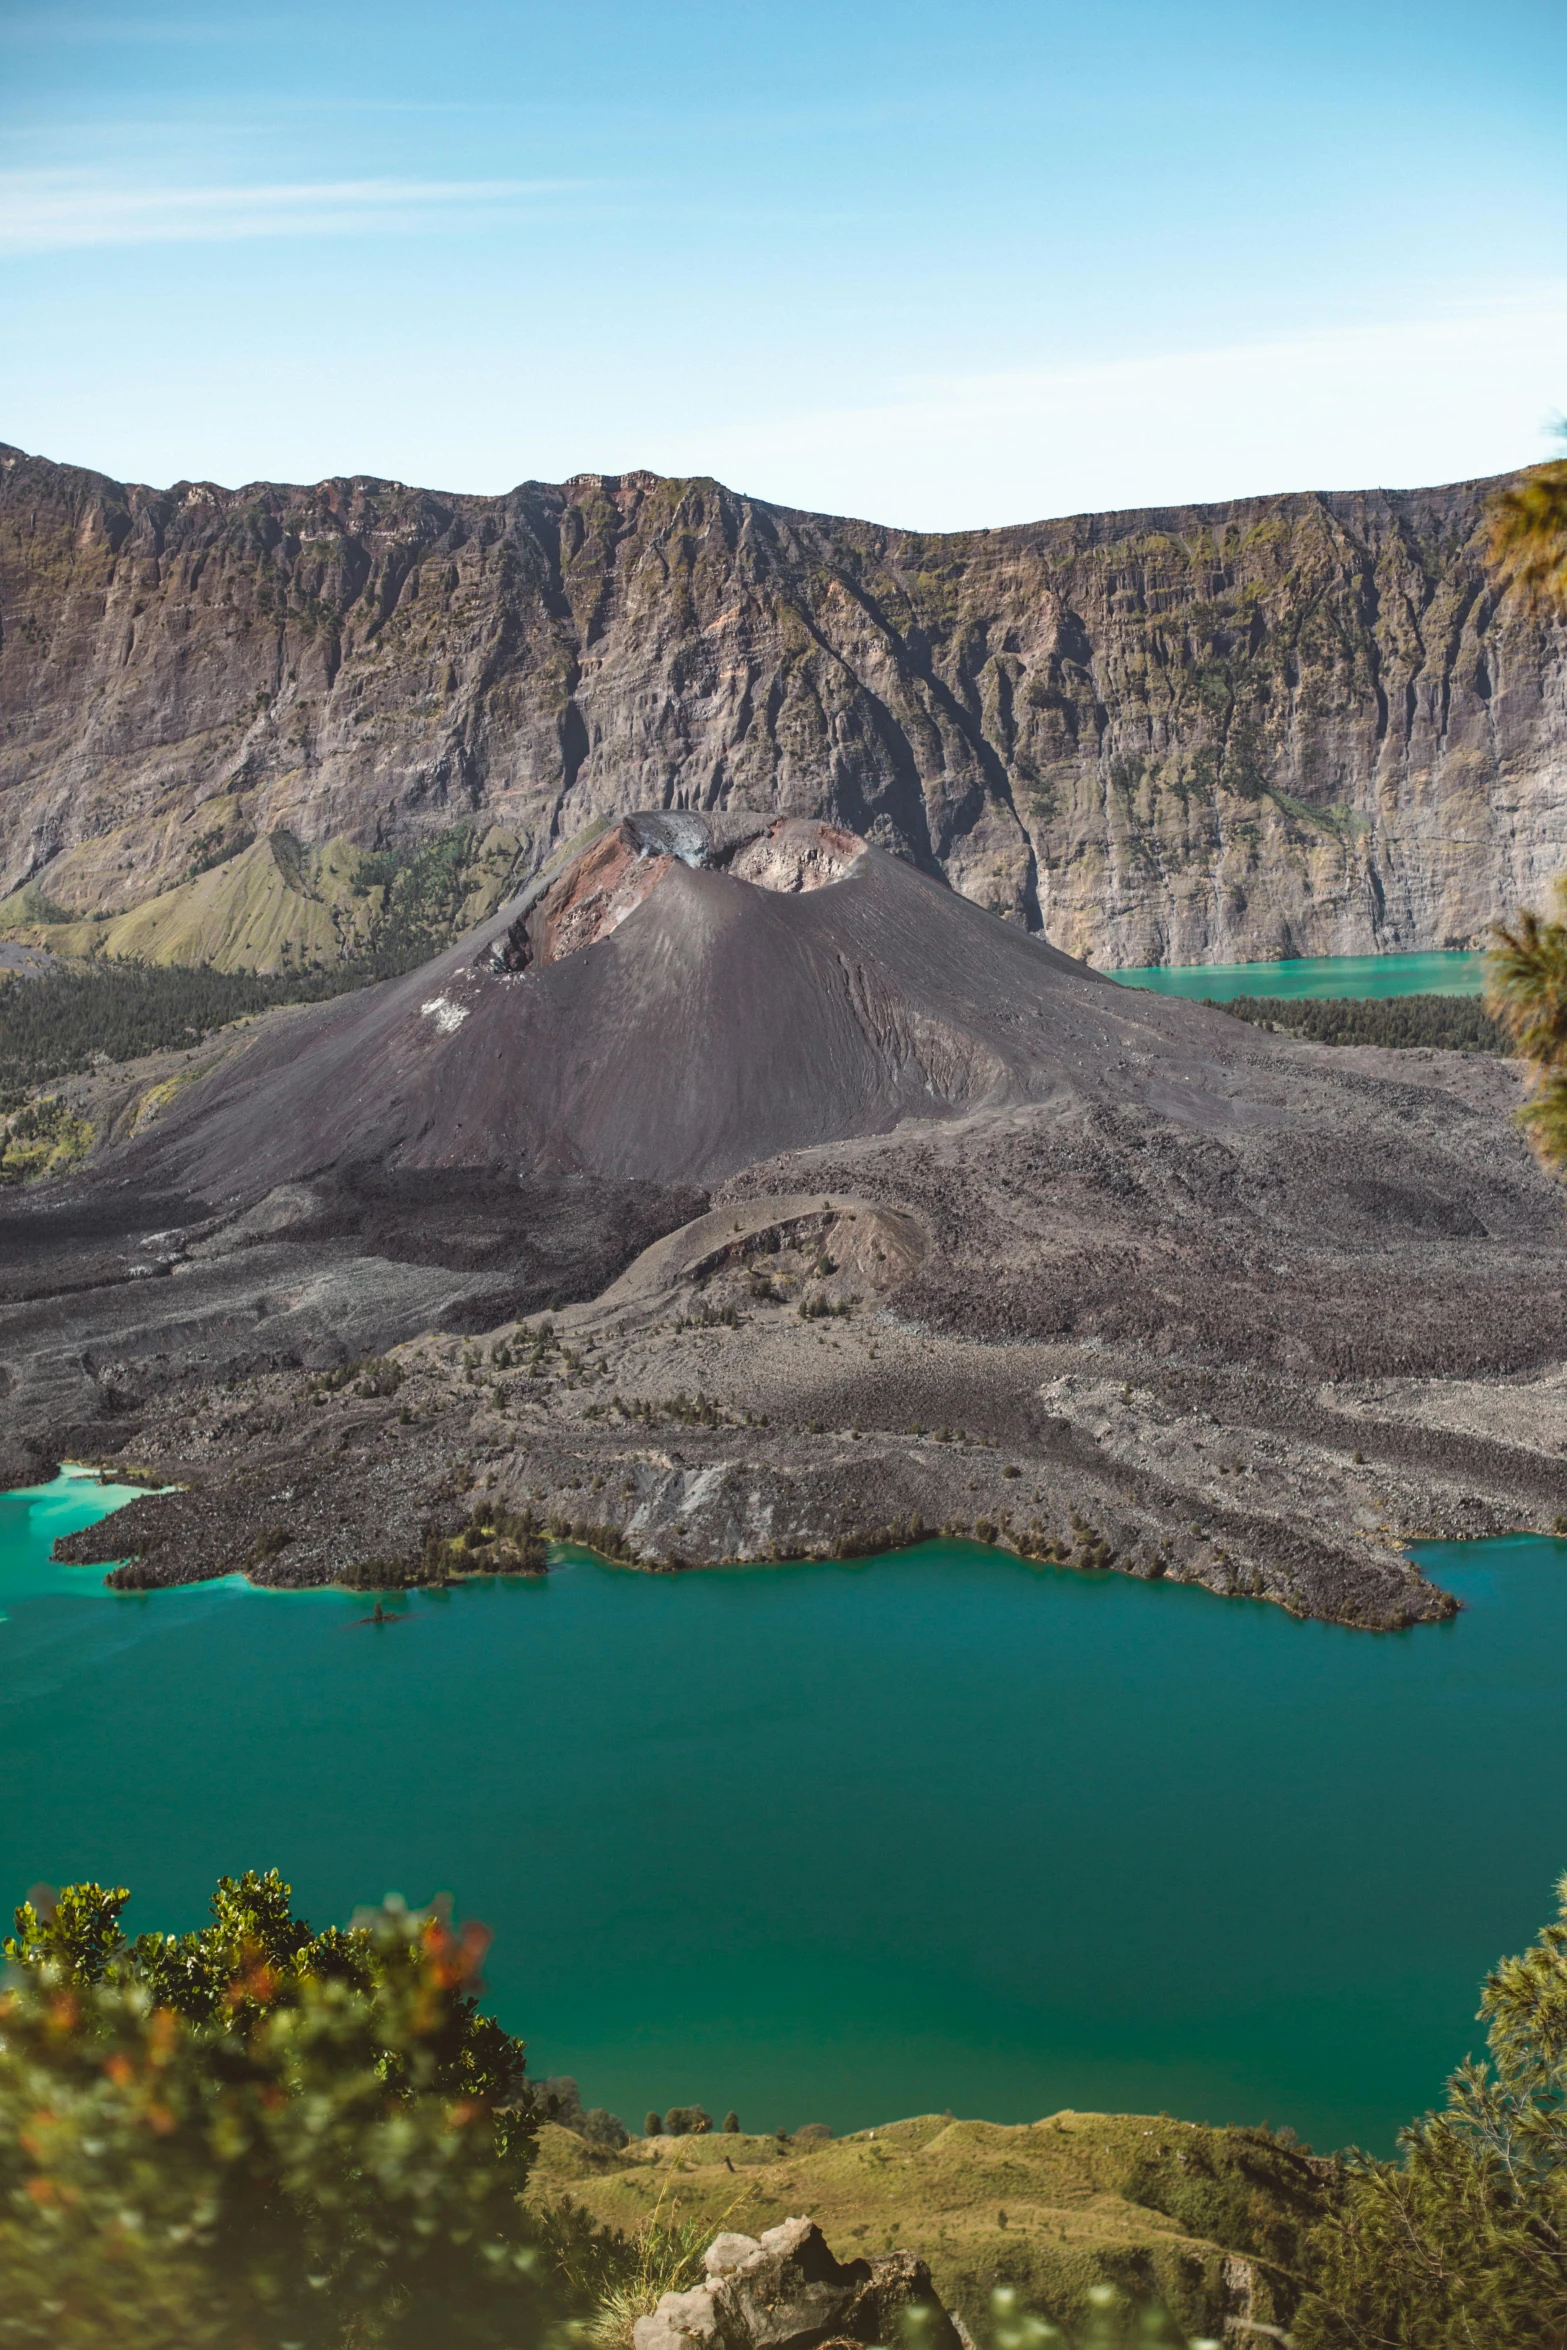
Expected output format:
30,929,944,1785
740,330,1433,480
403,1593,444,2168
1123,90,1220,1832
3,443,1564,967
631,2214,961,2350
19,813,1567,1630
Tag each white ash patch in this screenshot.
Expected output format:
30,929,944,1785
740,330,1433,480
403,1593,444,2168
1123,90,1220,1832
420,994,470,1035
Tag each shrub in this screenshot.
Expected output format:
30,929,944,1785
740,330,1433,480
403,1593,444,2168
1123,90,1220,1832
246,1523,292,1568
0,1094,95,1183
538,2075,629,2150
1295,1871,1567,2345
105,1557,161,1590
664,2104,713,2137
0,1872,555,2347
798,1291,857,1321
674,1305,739,1332
421,1503,548,1581
301,1354,403,1402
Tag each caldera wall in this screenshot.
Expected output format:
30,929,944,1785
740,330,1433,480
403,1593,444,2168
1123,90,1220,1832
2,445,1564,965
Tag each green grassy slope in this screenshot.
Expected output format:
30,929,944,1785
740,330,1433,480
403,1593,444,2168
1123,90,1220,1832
0,820,533,975
530,2111,1331,2339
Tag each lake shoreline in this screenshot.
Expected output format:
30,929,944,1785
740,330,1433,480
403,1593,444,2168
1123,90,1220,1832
44,1299,1567,1631
1110,946,1489,999
7,1473,1567,2157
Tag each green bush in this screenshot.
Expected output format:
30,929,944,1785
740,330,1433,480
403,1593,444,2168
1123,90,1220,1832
0,1871,556,2348
421,1502,549,1581
537,2075,629,2150
0,1094,95,1182
1296,1872,1567,2345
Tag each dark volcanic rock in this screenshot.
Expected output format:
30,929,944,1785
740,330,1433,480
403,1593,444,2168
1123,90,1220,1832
0,1166,703,1485
6,817,1564,1631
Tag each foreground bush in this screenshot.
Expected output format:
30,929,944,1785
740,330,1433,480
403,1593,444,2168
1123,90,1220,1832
0,1872,557,2349
1489,872,1567,1180
1296,1872,1567,2346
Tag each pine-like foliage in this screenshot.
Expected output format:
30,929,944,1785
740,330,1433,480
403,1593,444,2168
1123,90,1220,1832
1488,873,1567,1178
1485,458,1567,611
1296,1874,1567,2347
1213,994,1504,1053
0,961,366,1104
1484,451,1567,1181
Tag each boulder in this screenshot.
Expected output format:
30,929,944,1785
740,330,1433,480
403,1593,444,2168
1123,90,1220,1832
633,2216,962,2350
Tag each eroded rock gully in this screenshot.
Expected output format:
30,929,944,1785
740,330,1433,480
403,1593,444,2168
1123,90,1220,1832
4,444,1564,966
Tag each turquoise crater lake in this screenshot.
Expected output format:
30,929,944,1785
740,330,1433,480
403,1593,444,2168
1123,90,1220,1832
4,1472,1565,2157
1109,948,1487,1000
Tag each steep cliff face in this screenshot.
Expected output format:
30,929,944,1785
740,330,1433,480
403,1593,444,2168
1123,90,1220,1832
2,442,1563,966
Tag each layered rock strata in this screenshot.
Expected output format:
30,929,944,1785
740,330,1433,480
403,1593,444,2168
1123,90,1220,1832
4,444,1564,966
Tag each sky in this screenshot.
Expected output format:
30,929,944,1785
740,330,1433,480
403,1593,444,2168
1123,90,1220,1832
3,0,1566,529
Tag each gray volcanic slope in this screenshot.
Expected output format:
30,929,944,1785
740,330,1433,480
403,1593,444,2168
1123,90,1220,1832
121,818,1250,1200
18,811,1567,1627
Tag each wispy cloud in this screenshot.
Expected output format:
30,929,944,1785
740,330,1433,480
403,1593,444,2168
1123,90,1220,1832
0,172,588,253
8,13,295,42
688,287,1567,530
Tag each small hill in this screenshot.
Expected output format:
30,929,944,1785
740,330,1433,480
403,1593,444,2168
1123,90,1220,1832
0,818,529,975
529,2110,1329,2340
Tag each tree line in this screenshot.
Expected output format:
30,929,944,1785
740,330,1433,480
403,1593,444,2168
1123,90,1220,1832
0,960,369,1105
1213,993,1505,1052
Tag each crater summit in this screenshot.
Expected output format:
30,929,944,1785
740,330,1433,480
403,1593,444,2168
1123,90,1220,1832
112,811,1123,1198
489,814,869,974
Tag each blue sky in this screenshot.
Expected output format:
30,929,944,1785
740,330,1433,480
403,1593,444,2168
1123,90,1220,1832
3,0,1565,526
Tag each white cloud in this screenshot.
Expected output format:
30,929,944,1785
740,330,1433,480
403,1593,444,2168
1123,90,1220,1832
682,288,1567,530
0,172,584,252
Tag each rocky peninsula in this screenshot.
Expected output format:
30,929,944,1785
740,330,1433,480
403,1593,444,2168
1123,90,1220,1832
15,812,1563,1631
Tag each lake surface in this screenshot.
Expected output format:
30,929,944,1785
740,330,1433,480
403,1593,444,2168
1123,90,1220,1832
1110,949,1487,1000
4,1471,1565,2157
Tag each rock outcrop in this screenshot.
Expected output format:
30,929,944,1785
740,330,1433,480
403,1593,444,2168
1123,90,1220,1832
3,443,1564,967
634,2218,963,2350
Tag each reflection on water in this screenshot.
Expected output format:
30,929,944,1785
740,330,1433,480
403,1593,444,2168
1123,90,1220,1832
3,1475,1563,2154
